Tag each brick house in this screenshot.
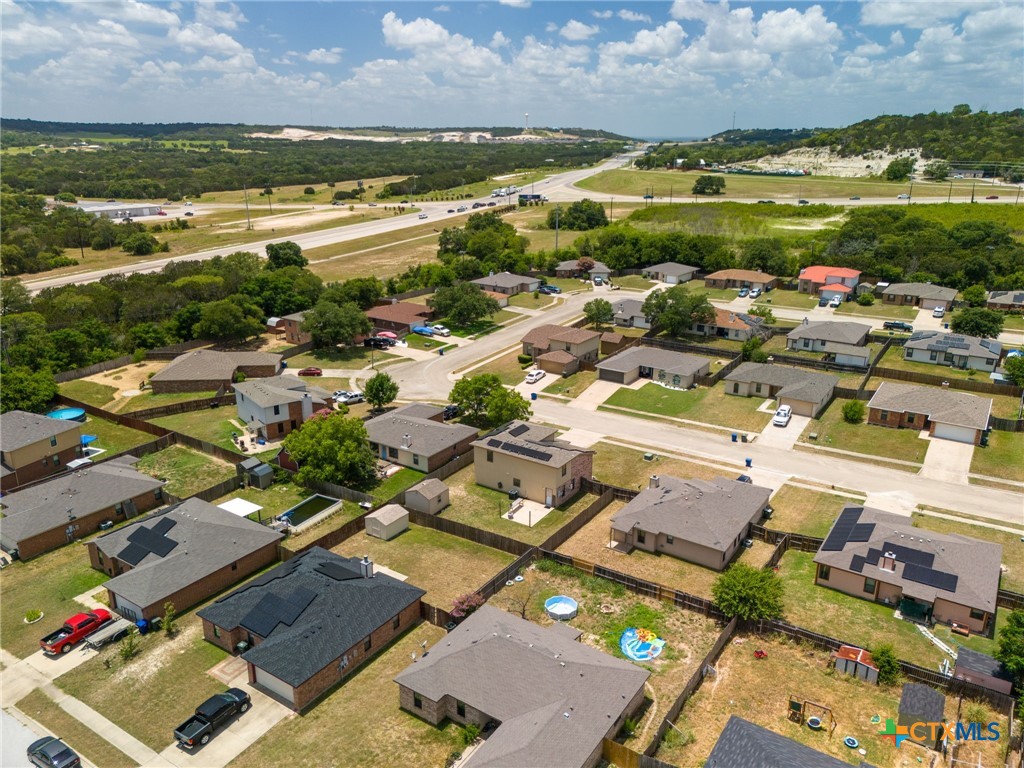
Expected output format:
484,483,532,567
469,272,540,295
786,320,870,352
596,347,710,388
233,375,331,440
796,265,861,295
724,363,838,417
150,350,282,394
87,497,283,621
867,381,992,444
1,411,84,491
0,458,165,560
555,259,611,281
986,290,1024,312
198,548,424,711
280,311,311,345
521,324,601,374
703,269,779,291
365,404,477,472
690,307,767,341
881,282,958,310
642,262,699,284
395,605,649,768
365,301,434,336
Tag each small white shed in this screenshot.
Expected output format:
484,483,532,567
404,478,450,515
365,504,409,541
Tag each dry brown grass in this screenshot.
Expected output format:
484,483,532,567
307,236,441,282
766,485,862,538
591,442,731,489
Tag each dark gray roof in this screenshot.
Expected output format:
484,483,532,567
644,262,699,277
151,350,281,383
987,290,1024,306
596,347,711,378
706,716,877,768
198,548,423,687
904,331,1001,361
613,298,646,321
98,498,283,609
0,463,165,547
787,321,870,345
955,647,1011,682
233,376,328,409
470,272,537,290
867,381,992,431
610,475,771,550
394,605,649,768
1,411,81,453
882,282,958,301
814,505,1001,611
365,409,477,456
390,403,444,420
725,363,838,405
472,421,591,468
899,683,945,721
556,259,610,273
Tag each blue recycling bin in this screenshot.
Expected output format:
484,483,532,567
531,392,537,401
438,347,444,356
136,619,149,635
745,458,752,468
731,433,738,442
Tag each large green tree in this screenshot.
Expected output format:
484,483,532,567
547,199,607,230
0,366,58,413
364,371,399,412
449,374,503,421
484,387,531,427
432,283,501,327
192,298,263,341
884,157,915,181
583,298,614,328
692,175,725,195
641,286,715,337
281,412,377,489
265,241,307,270
301,300,371,348
949,307,1004,338
712,562,784,621
321,277,386,310
1003,355,1024,387
996,609,1024,688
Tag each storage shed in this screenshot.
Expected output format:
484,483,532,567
365,504,409,541
404,478,449,515
898,684,946,751
953,647,1013,695
833,645,878,684
238,458,274,490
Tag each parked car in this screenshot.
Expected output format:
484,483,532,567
297,367,323,376
456,206,467,212
986,195,999,200
828,295,842,308
364,337,390,349
883,321,914,332
368,202,377,207
592,276,604,286
174,689,251,750
431,324,451,337
400,200,409,204
772,405,793,427
525,369,546,384
336,391,364,405
412,325,434,336
40,610,112,655
447,209,455,213
538,284,561,294
932,306,946,318
442,404,461,420
27,737,80,768
818,296,829,307
748,288,761,299
896,193,910,200
738,287,749,298
84,617,135,650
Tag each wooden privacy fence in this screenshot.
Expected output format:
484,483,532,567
605,738,678,768
406,508,533,557
305,479,374,505
280,510,371,560
541,489,615,551
165,475,242,506
997,589,1024,611
872,366,1023,396
421,451,474,483
475,549,538,602
53,356,134,383
420,601,454,629
278,341,314,359
125,394,236,421
989,416,1024,433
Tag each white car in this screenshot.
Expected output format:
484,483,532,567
772,405,793,427
525,369,546,384
418,213,428,219
430,324,451,337
932,306,946,318
828,295,842,308
748,288,762,299
896,193,910,200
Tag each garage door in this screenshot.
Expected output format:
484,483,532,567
598,369,625,384
665,275,678,284
254,666,295,704
919,298,945,310
779,398,815,417
932,423,977,444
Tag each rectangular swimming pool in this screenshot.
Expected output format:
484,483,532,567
280,494,340,527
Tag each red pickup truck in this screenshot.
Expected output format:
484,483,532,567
40,610,112,655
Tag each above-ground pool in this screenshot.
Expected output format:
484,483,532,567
279,494,340,528
544,595,578,621
48,407,87,423
620,628,666,661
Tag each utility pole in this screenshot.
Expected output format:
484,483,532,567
554,207,561,254
242,181,253,230
971,182,976,203
669,185,673,205
610,197,613,221
947,182,952,203
907,182,913,204
73,211,86,260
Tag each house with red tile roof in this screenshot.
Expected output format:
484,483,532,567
797,266,861,295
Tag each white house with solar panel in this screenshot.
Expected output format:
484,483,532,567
902,331,1002,372
813,504,1001,636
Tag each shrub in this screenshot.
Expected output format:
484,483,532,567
460,723,481,747
131,348,146,364
24,609,42,623
620,716,639,738
451,592,485,618
119,630,141,661
842,400,865,424
517,354,534,365
963,702,989,725
857,293,875,306
303,187,316,195
162,601,177,637
326,181,336,188
873,642,901,685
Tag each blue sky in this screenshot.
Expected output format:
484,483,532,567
1,1,1020,137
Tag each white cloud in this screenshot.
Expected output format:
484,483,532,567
304,47,343,64
545,21,559,33
601,21,685,58
561,19,600,41
378,12,503,76
72,19,140,49
890,30,905,46
498,0,531,7
2,20,65,58
670,0,729,23
853,41,885,56
195,2,246,30
0,0,25,16
860,0,998,29
433,5,450,11
193,52,257,72
755,6,841,54
169,23,245,55
618,9,652,23
592,10,613,19
105,0,180,27
490,31,510,49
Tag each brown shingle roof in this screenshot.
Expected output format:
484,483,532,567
549,327,601,345
867,382,992,431
365,302,432,324
151,350,281,383
536,350,577,364
705,269,777,283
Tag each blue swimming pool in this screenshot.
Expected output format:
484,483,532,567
48,407,87,423
280,494,340,527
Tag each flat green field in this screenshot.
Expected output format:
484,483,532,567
85,415,157,455
798,398,928,465
970,430,1024,482
135,445,236,498
604,382,772,432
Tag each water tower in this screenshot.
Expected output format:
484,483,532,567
524,113,529,133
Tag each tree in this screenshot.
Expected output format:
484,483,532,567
1,279,33,315
485,387,531,427
949,307,1004,338
711,563,784,621
192,299,263,342
303,186,316,195
884,157,915,181
281,412,377,489
431,283,500,327
960,284,988,307
1003,355,1024,387
583,298,614,328
741,336,768,363
162,602,177,637
857,292,875,306
642,286,715,337
321,277,385,310
872,643,901,685
451,592,485,618
740,238,788,276
548,199,607,230
692,175,725,195
842,400,865,424
449,374,502,420
122,232,159,256
0,367,58,413
996,610,1024,687
265,241,307,270
364,371,399,411
301,300,372,348
922,161,950,181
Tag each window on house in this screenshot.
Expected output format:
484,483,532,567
755,383,763,394
53,455,60,466
456,700,466,718
42,457,48,466
155,488,163,500
733,383,740,394
231,562,238,571
277,423,284,435
413,693,423,709
906,349,914,358
213,626,220,638
486,450,493,463
863,578,876,594
388,447,398,459
803,339,810,348
636,530,646,544
969,608,985,621
363,637,372,652
880,410,889,420
561,466,566,476
512,478,520,487
930,351,938,361
273,405,280,416
392,615,400,630
115,502,124,515
413,454,420,466
666,535,674,545
907,414,915,425
50,436,58,447
817,564,830,581
97,552,104,565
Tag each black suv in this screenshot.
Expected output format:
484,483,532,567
364,337,390,349
883,321,914,333
442,404,460,420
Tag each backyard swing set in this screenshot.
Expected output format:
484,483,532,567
788,696,838,738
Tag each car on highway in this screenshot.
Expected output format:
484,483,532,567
456,206,467,212
418,213,428,219
157,210,168,216
798,199,809,205
412,325,434,336
897,193,910,199
297,367,323,376
368,202,377,206
828,295,843,308
986,195,999,200
772,405,793,427
400,200,409,204
756,200,775,204
738,287,749,298
538,284,561,294
932,306,946,318
849,196,861,200
525,369,546,384
447,209,455,213
883,321,914,333
184,211,194,216
748,288,761,299
27,737,80,768
487,201,496,207
471,202,483,209
430,324,451,337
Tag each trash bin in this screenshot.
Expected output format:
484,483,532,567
731,433,738,442
531,392,537,401
438,347,444,356
745,458,753,468
944,323,949,329
136,619,149,636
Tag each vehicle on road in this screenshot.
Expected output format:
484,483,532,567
471,202,483,209
84,617,135,650
157,211,168,216
27,737,81,768
772,405,793,427
756,200,775,204
798,199,809,205
986,195,999,200
418,213,428,219
487,201,496,207
818,296,829,307
538,284,561,294
456,206,467,212
334,391,364,405
738,287,749,298
828,295,843,308
525,369,546,384
174,689,251,750
297,367,323,376
849,196,861,200
442,404,460,420
748,288,761,299
368,203,377,207
40,610,112,655
184,211,194,216
592,276,604,286
430,324,451,337
897,193,910,199
400,200,409,204
447,209,455,213
412,325,434,336
883,321,914,333
932,306,945,318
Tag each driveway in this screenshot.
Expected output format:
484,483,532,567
570,379,621,411
919,436,975,484
756,415,811,450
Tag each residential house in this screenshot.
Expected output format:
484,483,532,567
89,497,283,622
612,298,650,329
881,283,958,310
481,289,509,308
814,504,1000,636
609,474,771,570
786,320,872,366
199,548,424,711
473,421,593,506
867,381,992,444
952,648,1014,696
403,478,449,515
642,262,699,284
394,605,649,768
903,331,1001,372
150,350,282,394
703,269,779,291
0,411,84,491
691,307,767,341
797,265,862,297
555,259,611,281
596,347,710,387
724,363,838,417
986,290,1024,312
0,458,165,560
366,404,477,472
898,684,946,751
470,272,540,295
365,301,434,336
705,716,879,768
520,324,601,375
265,317,285,337
234,376,331,440
280,311,311,345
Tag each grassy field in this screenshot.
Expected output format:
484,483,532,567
83,415,157,455
16,689,138,768
285,346,399,369
834,300,917,320
229,623,461,768
0,545,110,658
612,275,657,291
912,511,1024,593
591,442,732,489
307,231,441,282
986,393,1023,420
333,525,515,607
542,277,593,293
116,389,219,413
687,278,742,301
211,481,311,521
754,290,817,310
471,349,531,386
541,369,598,398
798,399,928,464
371,467,424,503
400,333,451,351
604,383,773,432
508,291,555,309
56,617,228,751
765,484,859,538
135,445,236,498
197,177,409,205
149,410,268,459
877,345,989,381
58,380,119,407
970,431,1024,482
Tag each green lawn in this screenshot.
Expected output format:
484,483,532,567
286,346,399,369
436,309,522,338
591,442,727,488
151,410,245,455
84,415,157,455
877,345,988,381
280,500,365,552
212,481,311,521
987,394,1023,420
16,689,137,768
473,350,531,386
754,291,817,310
542,277,592,294
116,389,219,413
612,275,656,291
135,445,236,498
604,382,772,432
1003,314,1024,331
834,301,917,320
0,544,110,658
971,431,1024,482
798,398,928,464
766,484,857,538
401,333,451,352
58,380,118,407
372,467,424,503
541,369,598,399
912,511,1024,593
687,279,741,302
508,292,555,309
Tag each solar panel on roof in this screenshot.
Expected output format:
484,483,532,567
881,542,934,568
152,517,177,535
849,555,867,573
117,543,149,566
127,526,177,558
508,424,530,437
487,438,503,448
315,561,361,581
502,443,552,462
821,507,862,551
277,586,317,625
849,523,875,542
903,563,958,593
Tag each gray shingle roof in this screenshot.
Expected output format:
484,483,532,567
787,321,870,345
814,504,1001,611
987,290,1024,307
644,262,699,277
613,298,646,321
706,716,877,768
470,272,536,290
198,548,423,687
725,363,838,405
596,347,711,377
233,376,328,409
867,381,992,431
0,463,165,547
904,331,1001,361
0,411,81,453
151,350,281,383
281,311,307,322
394,604,649,768
882,282,958,301
610,475,771,550
955,647,1011,682
472,421,591,468
556,259,610,273
406,478,447,498
823,341,871,359
365,410,477,456
899,683,945,722
390,403,444,421
367,504,408,525
98,498,283,609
